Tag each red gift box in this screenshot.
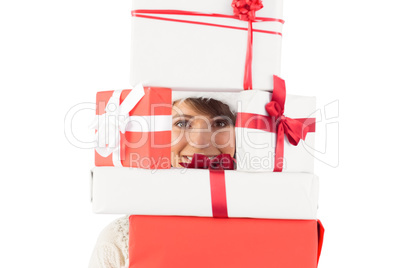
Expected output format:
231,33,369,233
94,85,172,169
129,215,324,268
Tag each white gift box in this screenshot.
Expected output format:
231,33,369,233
235,90,316,172
130,0,283,91
91,167,319,220
171,90,240,113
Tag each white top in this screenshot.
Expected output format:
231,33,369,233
88,216,129,268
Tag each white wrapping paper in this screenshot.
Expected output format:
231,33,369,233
91,167,318,220
235,90,316,172
172,90,240,114
130,0,283,91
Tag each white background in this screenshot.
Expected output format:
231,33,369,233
0,0,401,267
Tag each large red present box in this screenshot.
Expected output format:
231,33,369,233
129,215,324,268
94,85,172,169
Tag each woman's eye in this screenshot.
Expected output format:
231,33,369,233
213,120,228,128
175,120,190,128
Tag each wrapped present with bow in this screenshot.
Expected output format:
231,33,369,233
235,76,316,172
92,84,172,169
130,0,284,91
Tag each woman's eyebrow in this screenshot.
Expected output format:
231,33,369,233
172,114,193,119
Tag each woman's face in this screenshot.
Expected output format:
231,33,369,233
171,101,236,168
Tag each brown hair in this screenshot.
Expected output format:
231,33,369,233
173,98,237,125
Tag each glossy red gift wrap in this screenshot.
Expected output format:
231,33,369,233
129,215,324,268
94,86,172,169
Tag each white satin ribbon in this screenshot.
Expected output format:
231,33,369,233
125,115,172,132
91,84,146,167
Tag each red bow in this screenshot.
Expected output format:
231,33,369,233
232,0,263,21
265,76,310,172
180,154,235,170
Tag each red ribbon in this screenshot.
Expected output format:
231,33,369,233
132,9,284,90
180,154,235,218
243,20,254,90
265,75,310,172
232,0,263,89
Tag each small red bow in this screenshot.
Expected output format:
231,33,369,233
265,76,310,172
232,0,263,21
180,154,235,170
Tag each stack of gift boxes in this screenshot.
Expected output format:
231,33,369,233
91,0,324,267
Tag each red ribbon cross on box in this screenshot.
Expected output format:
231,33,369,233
235,75,316,172
132,1,284,90
266,75,313,172
180,154,235,218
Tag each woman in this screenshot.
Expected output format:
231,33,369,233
171,97,236,167
89,96,237,268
